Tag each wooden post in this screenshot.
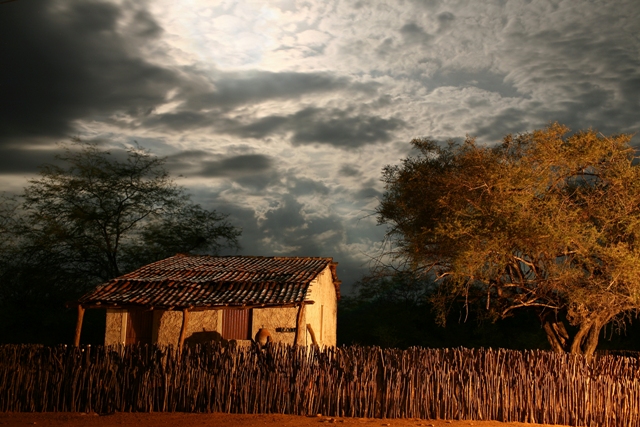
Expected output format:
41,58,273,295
73,305,85,346
294,303,306,346
306,323,318,347
178,308,190,355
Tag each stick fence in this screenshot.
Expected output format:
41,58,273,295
1,343,639,427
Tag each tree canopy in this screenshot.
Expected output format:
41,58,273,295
0,140,240,344
377,123,640,358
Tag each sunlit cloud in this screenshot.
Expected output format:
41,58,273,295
2,0,639,290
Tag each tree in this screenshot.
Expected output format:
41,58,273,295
21,139,240,283
377,123,640,358
0,140,240,343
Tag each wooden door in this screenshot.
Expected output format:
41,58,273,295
125,309,154,345
222,309,252,340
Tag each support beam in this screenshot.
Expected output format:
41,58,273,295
178,308,190,355
73,305,85,347
294,303,306,346
306,323,318,347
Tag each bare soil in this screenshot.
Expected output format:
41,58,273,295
0,412,569,427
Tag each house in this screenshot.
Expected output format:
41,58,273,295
73,254,340,349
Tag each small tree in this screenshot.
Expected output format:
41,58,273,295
377,123,640,358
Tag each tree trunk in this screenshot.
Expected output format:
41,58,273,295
541,312,570,353
569,320,592,355
540,312,604,360
582,320,602,360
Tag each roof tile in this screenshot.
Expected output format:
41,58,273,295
79,254,339,309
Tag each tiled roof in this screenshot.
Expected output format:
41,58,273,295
78,254,340,310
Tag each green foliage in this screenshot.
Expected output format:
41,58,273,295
377,123,640,357
0,140,241,344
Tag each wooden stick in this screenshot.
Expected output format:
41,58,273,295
73,305,85,346
177,308,190,355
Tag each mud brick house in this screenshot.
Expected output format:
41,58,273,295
73,254,340,350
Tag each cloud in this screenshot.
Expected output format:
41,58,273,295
220,107,405,148
206,192,371,291
201,154,273,177
144,112,212,132
0,0,177,146
290,109,404,147
4,0,640,293
168,151,275,178
185,70,379,111
428,69,521,99
399,22,434,45
288,177,330,196
0,147,60,175
354,186,382,200
338,164,361,177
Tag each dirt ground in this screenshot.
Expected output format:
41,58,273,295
0,412,570,427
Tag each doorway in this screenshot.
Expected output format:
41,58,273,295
222,309,252,340
125,309,154,345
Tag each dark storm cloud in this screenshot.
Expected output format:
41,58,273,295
354,186,382,200
166,149,210,163
338,164,361,177
262,195,308,232
399,23,434,45
222,116,290,139
289,177,330,196
257,193,368,289
141,70,382,134
130,9,163,37
234,172,282,192
290,109,404,147
0,147,60,174
429,69,521,99
167,150,281,191
0,0,177,146
0,140,134,178
222,108,404,148
205,194,367,291
495,18,640,136
186,71,379,111
168,151,274,178
201,154,274,177
0,0,384,145
145,112,212,132
437,11,455,31
470,108,531,141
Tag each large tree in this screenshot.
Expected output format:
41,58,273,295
20,140,240,282
0,140,240,343
377,123,640,358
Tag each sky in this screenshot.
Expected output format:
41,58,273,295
1,0,640,292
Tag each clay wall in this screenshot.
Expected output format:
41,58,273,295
156,309,222,346
104,309,126,346
250,265,338,347
303,266,338,347
251,306,298,345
